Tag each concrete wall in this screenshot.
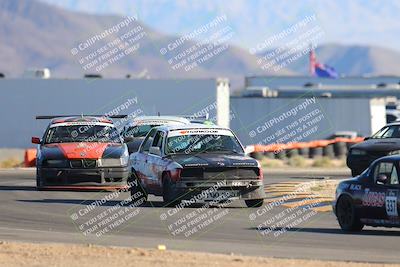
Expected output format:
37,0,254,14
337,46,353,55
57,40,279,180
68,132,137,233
0,78,229,148
230,96,386,146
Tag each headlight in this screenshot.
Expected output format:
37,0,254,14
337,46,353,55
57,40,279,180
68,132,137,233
98,151,129,167
351,149,367,155
389,150,400,155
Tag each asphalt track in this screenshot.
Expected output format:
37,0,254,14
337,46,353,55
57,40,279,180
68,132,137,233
1,169,400,263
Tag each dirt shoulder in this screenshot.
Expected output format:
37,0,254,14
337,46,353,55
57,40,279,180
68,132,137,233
0,241,397,267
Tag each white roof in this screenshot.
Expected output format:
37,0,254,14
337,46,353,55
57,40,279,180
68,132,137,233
128,116,190,126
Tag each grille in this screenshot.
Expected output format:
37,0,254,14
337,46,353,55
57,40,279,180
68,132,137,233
181,167,259,180
69,160,97,168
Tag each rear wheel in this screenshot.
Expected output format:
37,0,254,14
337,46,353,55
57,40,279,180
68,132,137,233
336,195,364,231
162,173,181,207
245,199,264,208
129,172,147,206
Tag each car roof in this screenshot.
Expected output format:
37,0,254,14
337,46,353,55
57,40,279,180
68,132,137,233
155,123,230,132
384,121,400,127
129,116,191,125
51,116,113,124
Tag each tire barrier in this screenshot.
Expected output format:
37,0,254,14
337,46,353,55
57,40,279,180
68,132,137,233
333,142,347,157
246,137,364,159
323,144,335,158
310,147,323,158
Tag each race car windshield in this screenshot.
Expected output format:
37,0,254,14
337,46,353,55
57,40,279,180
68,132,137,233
371,125,400,139
124,125,160,138
166,134,244,154
44,125,122,143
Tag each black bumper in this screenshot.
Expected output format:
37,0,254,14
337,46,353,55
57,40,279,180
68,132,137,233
37,166,129,186
346,155,376,174
174,179,266,201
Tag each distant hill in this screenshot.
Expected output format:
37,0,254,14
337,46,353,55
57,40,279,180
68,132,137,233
1,0,400,91
0,0,292,89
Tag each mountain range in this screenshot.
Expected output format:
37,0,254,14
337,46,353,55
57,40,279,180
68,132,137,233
1,0,400,90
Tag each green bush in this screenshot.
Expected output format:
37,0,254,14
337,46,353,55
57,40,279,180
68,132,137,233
288,156,307,167
0,157,22,168
312,157,334,168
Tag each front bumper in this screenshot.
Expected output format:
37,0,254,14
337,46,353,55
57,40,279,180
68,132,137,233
37,166,129,187
174,179,266,201
346,154,377,174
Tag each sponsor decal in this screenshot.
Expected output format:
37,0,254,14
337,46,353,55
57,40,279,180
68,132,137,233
385,190,398,217
134,120,184,126
183,163,208,167
232,162,256,166
169,129,234,137
362,189,385,207
350,184,362,191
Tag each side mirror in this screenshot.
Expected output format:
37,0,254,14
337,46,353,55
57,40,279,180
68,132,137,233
149,146,161,156
377,174,388,184
364,136,371,140
124,136,134,143
31,137,41,144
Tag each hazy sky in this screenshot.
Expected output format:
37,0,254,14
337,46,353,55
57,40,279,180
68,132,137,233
42,0,400,51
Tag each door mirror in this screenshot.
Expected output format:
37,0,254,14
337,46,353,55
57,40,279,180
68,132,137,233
149,146,161,156
364,136,371,140
377,174,388,184
31,137,41,144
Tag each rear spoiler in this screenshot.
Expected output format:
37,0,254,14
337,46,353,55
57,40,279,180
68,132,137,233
36,115,127,119
156,112,209,121
182,114,209,120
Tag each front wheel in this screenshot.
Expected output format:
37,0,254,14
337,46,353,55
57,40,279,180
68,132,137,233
36,172,44,191
245,199,264,208
129,172,147,206
162,174,182,207
336,195,364,231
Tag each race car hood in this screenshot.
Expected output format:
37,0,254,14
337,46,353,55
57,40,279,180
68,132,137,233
168,153,258,168
351,138,400,152
42,143,125,159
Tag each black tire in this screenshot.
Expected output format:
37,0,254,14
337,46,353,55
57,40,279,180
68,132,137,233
129,172,147,206
336,195,364,231
36,171,44,191
245,199,264,208
162,174,181,207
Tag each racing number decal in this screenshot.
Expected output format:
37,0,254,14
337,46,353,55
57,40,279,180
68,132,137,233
385,191,398,217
